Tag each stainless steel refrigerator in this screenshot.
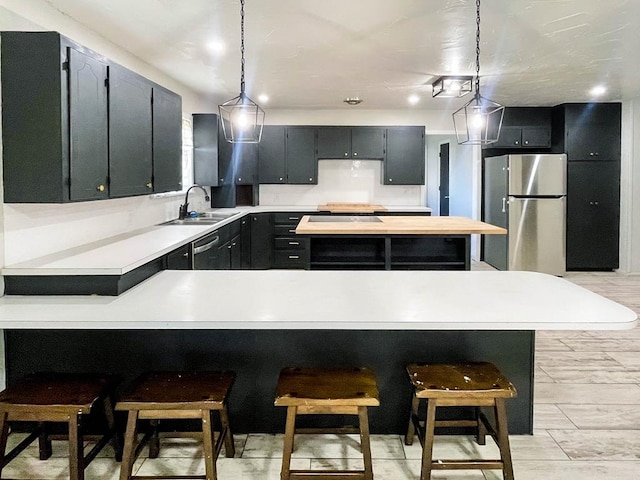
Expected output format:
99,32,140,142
484,154,567,276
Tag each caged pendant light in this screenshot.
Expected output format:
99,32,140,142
218,0,264,143
452,0,504,145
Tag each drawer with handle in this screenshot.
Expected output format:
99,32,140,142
274,237,309,250
272,250,310,269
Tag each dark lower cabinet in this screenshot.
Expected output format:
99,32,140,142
272,212,311,269
250,213,272,269
566,162,620,270
164,245,191,270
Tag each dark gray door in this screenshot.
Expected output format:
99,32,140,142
351,127,385,159
316,127,350,159
439,143,450,216
109,65,153,197
286,127,317,184
235,143,258,185
68,48,109,201
258,126,286,183
152,87,182,193
250,213,272,269
384,126,425,185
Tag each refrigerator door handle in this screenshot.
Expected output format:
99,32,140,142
502,197,507,213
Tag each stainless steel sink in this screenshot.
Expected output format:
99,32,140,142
161,217,225,226
307,215,383,223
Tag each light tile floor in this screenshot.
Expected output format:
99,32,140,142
3,268,640,479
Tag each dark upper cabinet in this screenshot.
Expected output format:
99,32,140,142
286,127,317,184
108,64,153,197
152,86,183,193
1,32,109,203
384,126,425,185
234,143,258,185
552,103,621,161
488,107,551,150
1,31,182,203
316,127,385,159
193,113,220,186
258,126,286,183
566,161,620,270
351,127,386,159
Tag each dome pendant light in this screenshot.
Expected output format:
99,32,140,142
218,0,264,143
452,0,504,145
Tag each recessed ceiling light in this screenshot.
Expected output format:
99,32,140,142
206,41,226,55
258,94,269,103
590,85,607,97
408,94,420,105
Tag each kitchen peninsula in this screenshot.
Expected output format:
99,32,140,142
296,215,506,270
0,270,635,436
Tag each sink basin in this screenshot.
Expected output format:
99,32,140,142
161,217,225,226
307,216,383,223
197,212,235,220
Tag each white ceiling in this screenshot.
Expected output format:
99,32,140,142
22,0,640,109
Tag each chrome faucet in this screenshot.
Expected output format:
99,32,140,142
179,185,211,219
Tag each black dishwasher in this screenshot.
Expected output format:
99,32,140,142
192,230,225,269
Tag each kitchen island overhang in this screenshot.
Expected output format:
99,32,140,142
0,271,636,436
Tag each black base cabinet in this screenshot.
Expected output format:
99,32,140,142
566,162,620,270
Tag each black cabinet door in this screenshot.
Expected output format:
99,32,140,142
493,127,522,148
567,126,621,161
351,127,385,159
250,213,272,269
217,128,234,185
193,114,220,186
240,216,252,269
68,47,110,201
234,143,258,185
109,65,153,197
286,127,317,184
215,242,232,269
521,127,550,148
566,161,620,270
230,234,243,269
165,245,191,270
258,125,286,183
384,126,425,185
152,87,182,193
316,127,351,159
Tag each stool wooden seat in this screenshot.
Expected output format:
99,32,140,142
404,362,517,480
0,372,121,480
275,367,380,480
115,371,235,480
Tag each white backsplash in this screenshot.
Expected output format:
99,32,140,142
260,160,423,206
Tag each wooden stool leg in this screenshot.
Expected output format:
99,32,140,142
202,410,217,480
358,406,374,480
0,411,10,475
119,410,139,480
68,413,84,480
405,393,420,445
103,397,123,461
280,406,297,480
219,405,235,458
38,422,52,460
420,399,437,480
476,407,487,446
148,419,160,459
494,399,515,480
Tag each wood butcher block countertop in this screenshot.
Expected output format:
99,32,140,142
295,215,507,235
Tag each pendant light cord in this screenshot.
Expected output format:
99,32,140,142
474,0,481,96
240,0,246,95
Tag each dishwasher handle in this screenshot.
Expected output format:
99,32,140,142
193,236,219,254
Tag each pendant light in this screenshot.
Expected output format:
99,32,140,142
452,0,504,145
218,0,264,143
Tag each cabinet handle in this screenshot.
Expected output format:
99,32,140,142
309,177,313,182
590,201,600,206
353,152,358,156
289,241,300,246
344,152,349,157
279,177,284,181
193,237,219,254
237,177,242,182
502,197,507,213
388,178,393,182
288,229,296,233
523,141,529,145
514,141,519,145
589,152,599,157
288,216,300,221
288,255,300,259
97,184,105,192
146,182,153,189
182,252,189,258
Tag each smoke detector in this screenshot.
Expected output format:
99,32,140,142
343,97,363,106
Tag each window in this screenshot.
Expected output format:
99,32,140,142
181,116,194,190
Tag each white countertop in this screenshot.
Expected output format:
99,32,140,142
0,206,431,276
0,271,635,330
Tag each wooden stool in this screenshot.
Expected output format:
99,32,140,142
404,362,517,480
0,372,122,480
115,371,235,480
274,367,380,480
